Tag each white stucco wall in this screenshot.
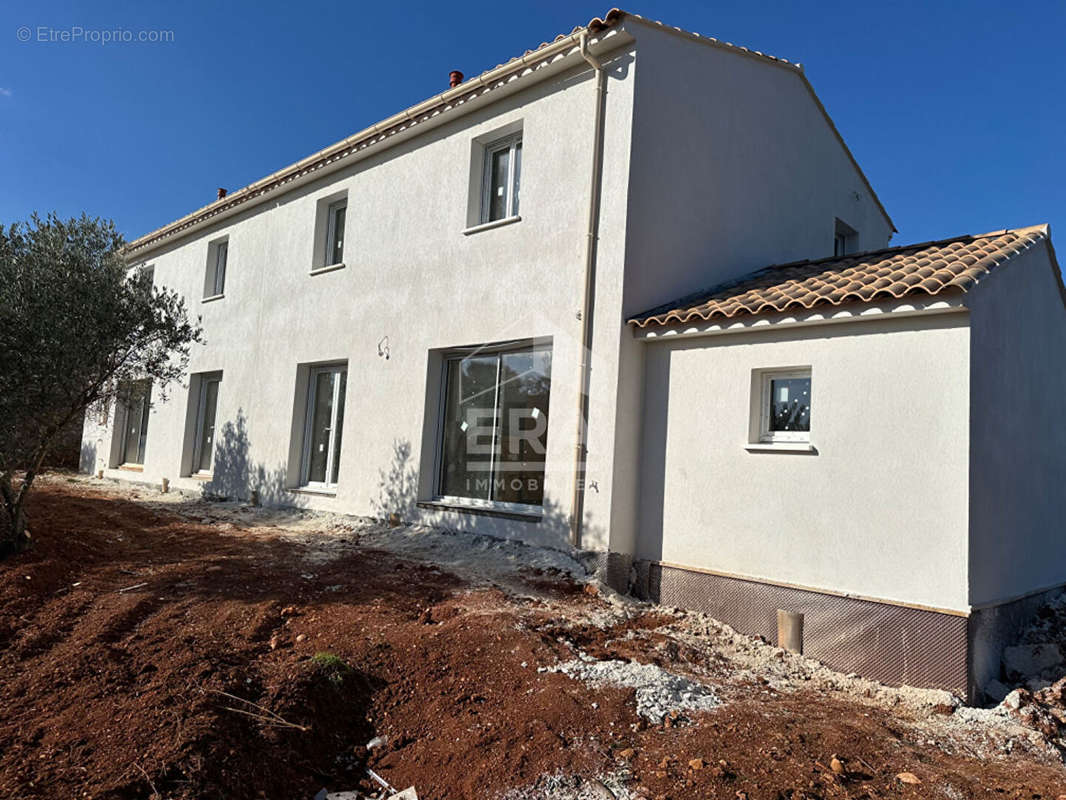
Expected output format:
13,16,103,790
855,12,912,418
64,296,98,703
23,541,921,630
85,43,638,551
620,21,895,318
83,21,904,559
637,313,972,611
966,239,1066,607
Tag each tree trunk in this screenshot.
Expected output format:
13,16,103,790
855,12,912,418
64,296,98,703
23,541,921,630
0,474,33,559
0,510,31,559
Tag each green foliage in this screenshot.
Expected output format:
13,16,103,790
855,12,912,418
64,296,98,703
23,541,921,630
0,213,203,555
310,652,353,687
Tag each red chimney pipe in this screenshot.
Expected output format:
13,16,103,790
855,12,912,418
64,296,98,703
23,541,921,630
449,70,463,88
217,187,227,200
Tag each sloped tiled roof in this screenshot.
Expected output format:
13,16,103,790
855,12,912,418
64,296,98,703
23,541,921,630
630,225,1051,328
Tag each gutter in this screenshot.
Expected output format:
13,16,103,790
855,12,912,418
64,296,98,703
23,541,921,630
569,32,609,548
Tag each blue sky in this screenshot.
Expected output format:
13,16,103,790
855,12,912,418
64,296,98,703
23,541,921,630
1,0,1063,248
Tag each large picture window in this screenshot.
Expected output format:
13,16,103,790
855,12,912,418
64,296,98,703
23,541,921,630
438,342,550,509
301,364,347,489
118,379,152,466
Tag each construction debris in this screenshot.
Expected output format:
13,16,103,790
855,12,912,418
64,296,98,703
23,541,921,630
544,655,720,723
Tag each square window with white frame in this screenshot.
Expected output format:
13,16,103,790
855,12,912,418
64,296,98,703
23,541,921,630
436,341,550,510
481,133,522,223
300,364,347,489
758,369,812,443
204,239,228,298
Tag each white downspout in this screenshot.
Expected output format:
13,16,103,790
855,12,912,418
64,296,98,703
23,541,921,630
570,31,608,548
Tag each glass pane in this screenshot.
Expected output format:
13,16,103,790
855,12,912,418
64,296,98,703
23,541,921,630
439,355,498,500
330,371,347,484
769,377,811,432
121,380,151,464
494,347,550,505
307,371,335,484
487,147,510,222
197,379,219,473
330,206,346,265
511,141,521,216
214,243,227,295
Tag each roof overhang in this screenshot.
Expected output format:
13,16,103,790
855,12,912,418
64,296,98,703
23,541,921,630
124,13,632,260
631,294,968,341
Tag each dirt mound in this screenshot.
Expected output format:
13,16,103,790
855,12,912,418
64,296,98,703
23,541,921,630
3,479,1066,799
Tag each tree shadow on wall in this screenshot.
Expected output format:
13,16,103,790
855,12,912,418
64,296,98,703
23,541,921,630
203,409,303,508
370,438,594,554
370,439,418,521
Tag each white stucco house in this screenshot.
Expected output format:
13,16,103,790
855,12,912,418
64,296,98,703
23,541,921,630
81,10,1065,700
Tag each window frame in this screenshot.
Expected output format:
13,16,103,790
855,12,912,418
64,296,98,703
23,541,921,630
833,218,857,257
118,379,152,466
758,369,812,444
299,363,347,490
324,199,347,267
480,133,522,224
204,239,228,299
833,232,848,257
433,339,551,513
192,374,222,476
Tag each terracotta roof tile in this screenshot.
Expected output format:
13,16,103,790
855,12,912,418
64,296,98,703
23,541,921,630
629,225,1050,328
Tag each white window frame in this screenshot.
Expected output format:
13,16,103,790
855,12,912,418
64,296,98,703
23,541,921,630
300,364,346,490
433,340,550,514
481,134,522,224
204,239,227,299
118,380,152,466
833,232,848,257
324,200,347,267
834,218,857,257
758,369,812,443
192,374,222,476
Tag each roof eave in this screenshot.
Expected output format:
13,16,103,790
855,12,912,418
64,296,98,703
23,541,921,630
124,14,632,259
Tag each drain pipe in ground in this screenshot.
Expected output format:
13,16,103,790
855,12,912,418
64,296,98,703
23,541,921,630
569,31,608,549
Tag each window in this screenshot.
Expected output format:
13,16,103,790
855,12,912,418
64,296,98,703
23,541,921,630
192,374,221,475
118,379,152,465
834,218,857,257
758,370,812,443
132,264,154,289
204,239,228,298
325,200,347,266
300,365,347,488
437,341,551,509
481,134,522,223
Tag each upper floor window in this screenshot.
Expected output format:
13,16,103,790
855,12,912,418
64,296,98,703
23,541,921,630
312,192,348,272
482,134,522,223
204,238,228,299
326,199,347,266
834,218,857,257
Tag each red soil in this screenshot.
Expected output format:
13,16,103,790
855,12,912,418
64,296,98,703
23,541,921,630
1,480,1065,799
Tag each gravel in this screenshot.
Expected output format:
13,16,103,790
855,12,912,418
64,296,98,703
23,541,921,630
545,655,721,723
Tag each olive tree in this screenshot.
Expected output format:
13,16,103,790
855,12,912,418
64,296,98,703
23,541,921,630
0,214,202,557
